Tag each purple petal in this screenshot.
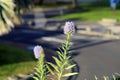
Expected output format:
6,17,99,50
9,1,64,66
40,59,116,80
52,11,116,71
64,21,75,34
33,45,42,59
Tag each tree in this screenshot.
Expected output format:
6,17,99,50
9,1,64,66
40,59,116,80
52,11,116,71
72,0,78,8
14,0,34,15
39,0,44,5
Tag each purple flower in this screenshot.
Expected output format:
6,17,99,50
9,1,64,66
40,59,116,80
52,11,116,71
64,21,75,35
33,45,44,59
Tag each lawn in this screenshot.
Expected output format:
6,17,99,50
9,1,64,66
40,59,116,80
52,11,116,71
0,44,36,80
51,0,120,22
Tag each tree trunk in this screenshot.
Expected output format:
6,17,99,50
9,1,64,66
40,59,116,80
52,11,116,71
72,0,78,8
39,0,44,5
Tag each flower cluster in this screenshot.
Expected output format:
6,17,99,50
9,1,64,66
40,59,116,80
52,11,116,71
64,21,75,35
32,21,77,80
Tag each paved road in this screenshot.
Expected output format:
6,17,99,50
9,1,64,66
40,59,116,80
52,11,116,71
0,26,101,49
73,40,120,80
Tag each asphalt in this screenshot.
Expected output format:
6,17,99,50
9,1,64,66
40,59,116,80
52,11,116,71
0,8,120,80
73,40,120,80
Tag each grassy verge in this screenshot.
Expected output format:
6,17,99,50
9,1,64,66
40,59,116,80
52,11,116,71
51,1,120,22
52,8,120,21
0,44,36,80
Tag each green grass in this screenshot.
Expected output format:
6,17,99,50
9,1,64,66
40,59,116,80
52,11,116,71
51,0,120,22
0,44,36,80
53,8,120,21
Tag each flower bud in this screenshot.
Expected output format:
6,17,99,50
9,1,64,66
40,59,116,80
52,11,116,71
33,45,44,59
64,21,75,35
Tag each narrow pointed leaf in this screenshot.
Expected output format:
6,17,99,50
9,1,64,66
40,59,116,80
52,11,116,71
58,55,63,61
47,62,59,72
62,72,78,77
32,76,39,80
50,78,54,80
58,48,64,54
52,56,61,67
34,72,40,78
2,11,14,27
115,73,120,76
112,75,116,80
35,67,41,74
65,64,76,70
103,76,108,80
0,2,14,14
67,56,71,60
62,45,66,51
46,64,54,75
95,75,98,80
57,51,63,57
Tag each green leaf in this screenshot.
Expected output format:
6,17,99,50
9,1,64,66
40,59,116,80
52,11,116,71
0,2,14,14
58,48,64,54
62,72,78,77
50,78,54,80
2,10,14,27
32,76,39,80
65,64,76,70
52,56,61,67
46,64,54,75
0,20,7,33
95,75,98,80
112,75,116,80
35,67,41,74
62,45,66,51
57,51,63,57
58,55,63,61
58,48,64,55
57,50,65,61
47,62,59,73
62,59,69,66
103,76,108,80
67,56,71,60
34,72,40,78
115,73,120,76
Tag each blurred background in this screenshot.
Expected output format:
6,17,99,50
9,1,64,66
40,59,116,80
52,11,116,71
0,0,120,80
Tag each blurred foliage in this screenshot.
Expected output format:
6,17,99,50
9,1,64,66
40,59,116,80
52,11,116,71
0,0,20,35
95,73,120,80
52,0,120,22
14,0,34,14
0,44,35,80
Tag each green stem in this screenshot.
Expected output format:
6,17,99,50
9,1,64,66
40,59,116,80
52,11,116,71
65,33,71,49
57,33,72,80
38,54,46,80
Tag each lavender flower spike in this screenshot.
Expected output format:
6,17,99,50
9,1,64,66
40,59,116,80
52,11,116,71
64,21,75,35
33,45,44,59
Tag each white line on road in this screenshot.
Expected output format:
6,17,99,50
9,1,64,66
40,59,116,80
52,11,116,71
41,37,73,44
